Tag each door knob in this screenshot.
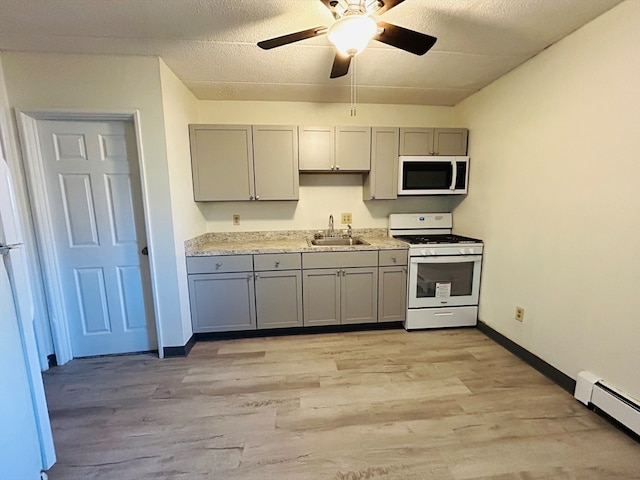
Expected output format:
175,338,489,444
141,246,148,256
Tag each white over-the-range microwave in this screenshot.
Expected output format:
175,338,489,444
398,156,469,195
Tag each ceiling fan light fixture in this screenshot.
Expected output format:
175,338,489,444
327,15,377,57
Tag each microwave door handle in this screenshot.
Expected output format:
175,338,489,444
450,159,457,190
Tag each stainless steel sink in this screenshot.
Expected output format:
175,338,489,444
308,237,370,246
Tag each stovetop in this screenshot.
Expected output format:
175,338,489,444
395,234,483,245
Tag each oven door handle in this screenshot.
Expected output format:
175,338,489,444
434,311,454,316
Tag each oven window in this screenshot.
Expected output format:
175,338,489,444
415,262,474,298
402,162,452,190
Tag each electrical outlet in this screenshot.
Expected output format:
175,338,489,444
515,306,525,322
341,213,352,224
233,214,240,225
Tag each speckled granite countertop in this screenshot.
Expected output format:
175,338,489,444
185,229,409,256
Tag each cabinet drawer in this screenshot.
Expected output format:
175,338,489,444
254,253,301,271
186,255,253,274
379,249,408,266
302,251,378,269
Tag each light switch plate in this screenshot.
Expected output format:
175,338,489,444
341,213,352,224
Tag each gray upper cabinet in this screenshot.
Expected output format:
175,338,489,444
252,125,299,200
335,126,371,171
299,126,371,172
399,128,468,156
363,127,399,200
189,124,299,201
190,125,254,201
298,126,334,171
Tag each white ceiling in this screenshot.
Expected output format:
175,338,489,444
0,0,624,106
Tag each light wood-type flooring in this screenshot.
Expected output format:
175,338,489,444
43,328,640,480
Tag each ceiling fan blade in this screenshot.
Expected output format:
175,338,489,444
330,53,352,78
375,0,406,15
373,21,437,56
258,26,327,50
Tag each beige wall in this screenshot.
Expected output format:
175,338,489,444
197,101,456,231
1,52,192,349
158,59,205,344
452,0,640,399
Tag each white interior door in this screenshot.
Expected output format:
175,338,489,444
37,119,156,357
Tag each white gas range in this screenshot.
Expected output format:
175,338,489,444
389,213,484,330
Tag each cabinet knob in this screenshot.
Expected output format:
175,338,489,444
275,261,280,268
330,165,335,170
429,151,434,155
256,195,260,200
391,256,397,263
371,195,375,199
335,165,340,171
216,262,223,269
249,195,254,200
254,273,259,279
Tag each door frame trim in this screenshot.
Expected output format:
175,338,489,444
15,109,163,364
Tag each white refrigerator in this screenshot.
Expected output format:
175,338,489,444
0,143,56,477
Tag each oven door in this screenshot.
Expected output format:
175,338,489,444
407,254,482,308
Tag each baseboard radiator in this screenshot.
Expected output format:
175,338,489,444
574,370,640,436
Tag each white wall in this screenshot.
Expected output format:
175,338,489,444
197,101,455,231
0,56,54,368
1,52,192,349
452,0,640,399
159,59,205,345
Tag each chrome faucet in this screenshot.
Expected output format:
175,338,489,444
328,214,335,237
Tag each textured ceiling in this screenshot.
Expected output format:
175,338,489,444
0,0,624,106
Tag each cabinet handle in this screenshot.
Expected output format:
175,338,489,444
274,261,280,268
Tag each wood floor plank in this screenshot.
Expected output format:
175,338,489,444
43,328,640,479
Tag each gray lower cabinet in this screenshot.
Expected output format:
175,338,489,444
188,272,256,332
254,253,303,329
378,250,408,323
302,251,378,326
302,269,341,326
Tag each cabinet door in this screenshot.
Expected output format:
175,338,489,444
252,125,299,200
302,269,341,326
299,126,334,171
399,128,435,155
335,126,371,171
433,128,468,155
364,127,399,200
378,266,407,323
189,125,254,201
188,272,256,332
255,270,303,329
341,267,378,325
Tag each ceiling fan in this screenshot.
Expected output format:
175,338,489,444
257,0,437,79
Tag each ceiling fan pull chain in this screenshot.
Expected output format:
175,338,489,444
350,54,357,117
